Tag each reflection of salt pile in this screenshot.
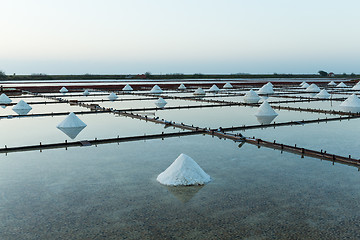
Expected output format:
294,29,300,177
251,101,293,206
257,83,274,95
108,92,118,101
305,83,320,92
223,82,233,89
315,89,331,99
255,101,278,124
340,94,360,113
193,88,206,96
60,87,68,93
157,153,211,186
57,112,87,139
336,82,348,88
301,82,309,89
178,83,186,90
328,81,336,86
122,84,133,92
244,89,260,103
12,100,32,115
150,85,163,94
83,90,90,96
155,97,167,108
166,185,204,203
352,82,360,90
0,93,12,104
209,84,220,93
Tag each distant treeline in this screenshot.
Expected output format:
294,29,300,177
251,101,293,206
1,73,359,81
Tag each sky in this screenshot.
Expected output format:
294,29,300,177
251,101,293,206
1,0,359,75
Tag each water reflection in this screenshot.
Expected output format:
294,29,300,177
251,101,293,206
166,185,204,203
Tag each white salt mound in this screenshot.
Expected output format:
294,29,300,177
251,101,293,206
336,82,348,88
257,84,274,95
108,92,118,101
0,93,12,104
150,85,163,94
122,84,133,91
209,84,220,92
155,97,167,108
316,89,330,98
301,82,310,89
328,81,336,86
157,153,211,186
60,87,68,93
305,83,320,92
223,82,233,89
340,94,360,113
193,88,206,96
178,83,186,90
57,112,87,139
244,89,260,103
83,89,90,96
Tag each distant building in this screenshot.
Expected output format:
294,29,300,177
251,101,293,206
328,72,335,77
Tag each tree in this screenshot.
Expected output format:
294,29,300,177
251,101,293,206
318,70,328,77
0,70,7,80
145,72,152,78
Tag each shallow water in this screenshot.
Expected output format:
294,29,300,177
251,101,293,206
1,136,360,239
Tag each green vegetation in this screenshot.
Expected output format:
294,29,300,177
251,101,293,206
1,72,359,81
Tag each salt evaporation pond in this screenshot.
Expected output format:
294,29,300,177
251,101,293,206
1,135,360,239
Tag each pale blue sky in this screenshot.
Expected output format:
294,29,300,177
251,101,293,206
1,0,359,75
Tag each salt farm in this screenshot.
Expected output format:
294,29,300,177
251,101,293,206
1,78,360,239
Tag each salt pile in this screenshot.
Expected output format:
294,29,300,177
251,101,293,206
301,82,310,89
60,87,68,93
299,81,307,87
328,81,336,86
57,112,87,139
0,93,12,104
83,89,90,96
255,101,278,124
108,92,118,101
155,97,167,108
122,84,133,92
178,83,186,90
244,89,260,103
223,82,233,89
209,84,220,93
340,94,360,113
315,89,331,99
157,153,211,186
193,88,206,96
352,82,360,90
305,83,320,92
12,100,32,115
337,82,348,88
150,85,163,94
257,83,274,95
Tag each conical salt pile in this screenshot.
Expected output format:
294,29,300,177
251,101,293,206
12,100,32,115
57,112,87,139
0,93,12,104
352,83,360,90
150,85,163,94
315,89,331,99
209,84,220,92
108,92,118,101
59,87,68,93
178,83,186,90
305,83,320,92
244,89,260,103
299,81,307,87
257,84,274,95
328,81,336,86
122,84,133,92
301,82,310,89
223,82,233,89
266,82,273,87
336,82,348,88
155,97,167,108
340,94,360,113
83,90,90,96
157,153,211,186
255,101,278,124
193,88,206,96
